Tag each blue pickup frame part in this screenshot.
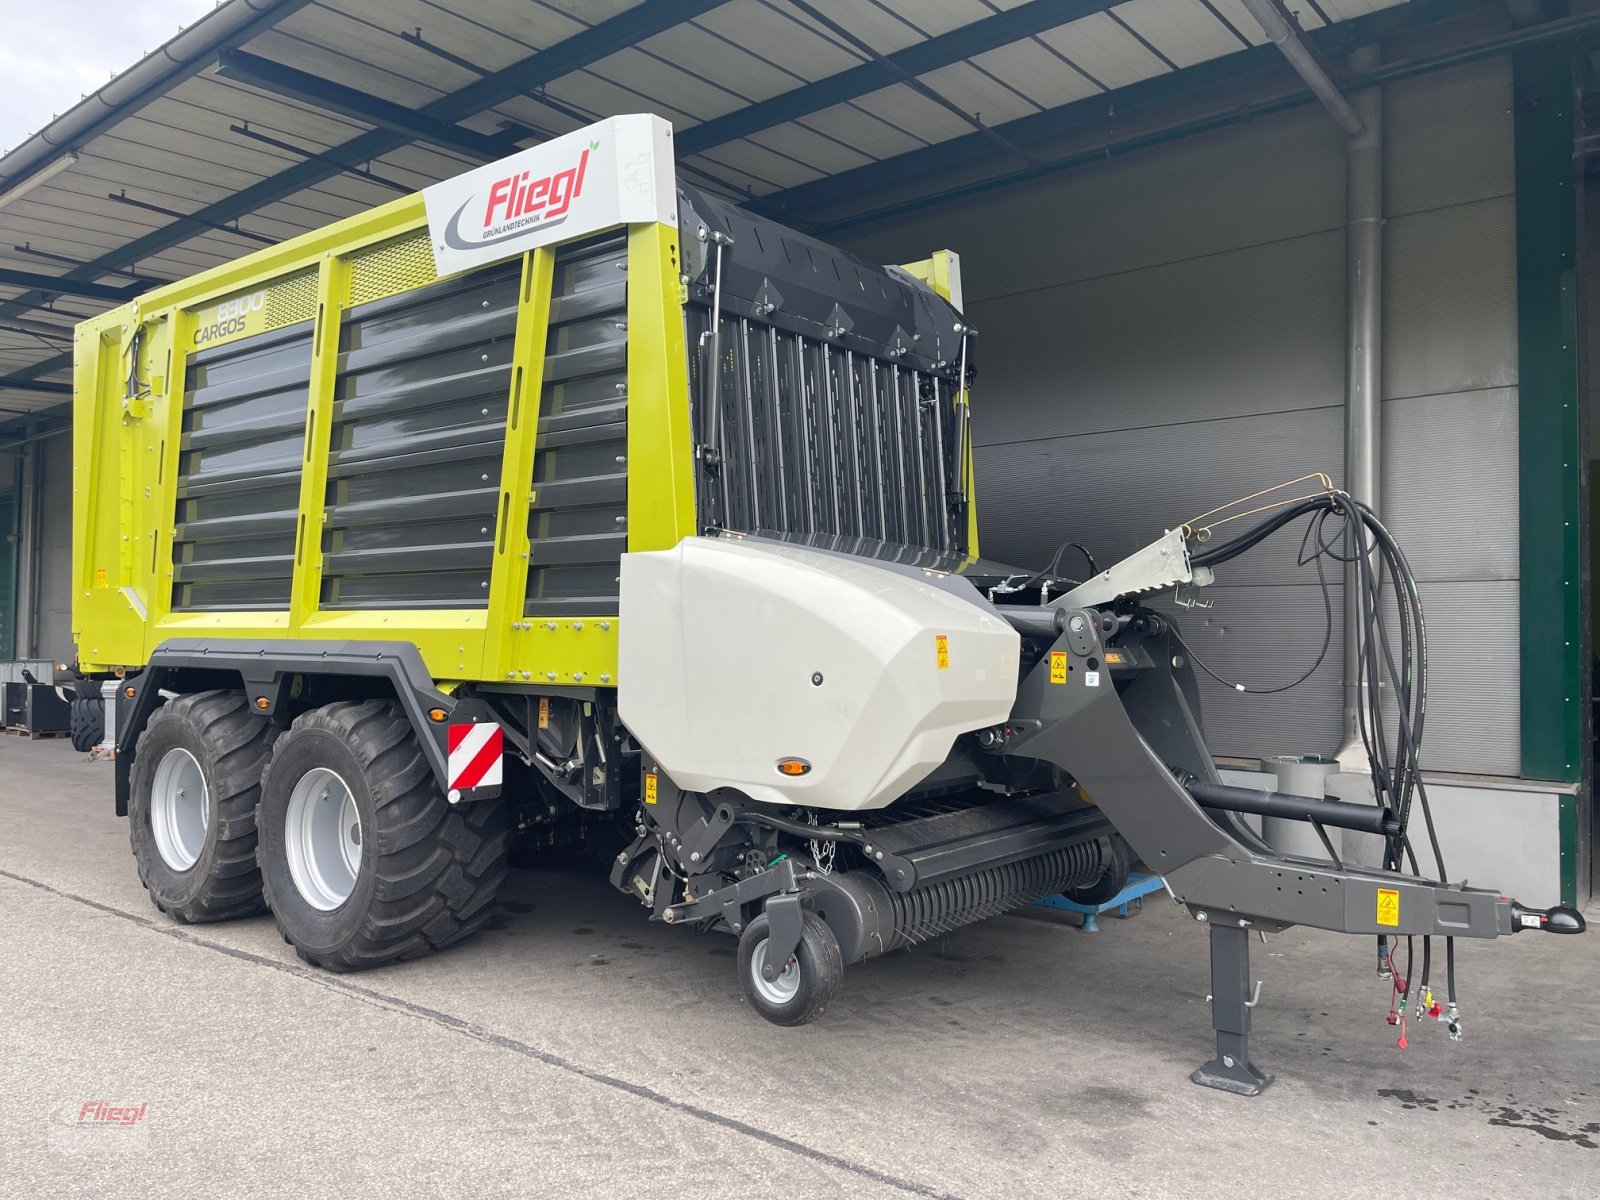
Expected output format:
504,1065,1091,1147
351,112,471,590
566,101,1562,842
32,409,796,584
1034,872,1166,932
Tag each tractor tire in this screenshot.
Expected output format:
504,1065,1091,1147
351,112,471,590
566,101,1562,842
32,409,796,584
256,700,510,972
70,697,105,753
737,910,843,1026
128,690,273,923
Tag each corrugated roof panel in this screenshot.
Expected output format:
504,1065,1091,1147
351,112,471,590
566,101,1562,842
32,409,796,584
6,189,166,245
244,28,449,110
1317,0,1407,19
674,150,778,197
691,1,860,81
159,226,270,273
128,247,235,278
96,118,294,184
1112,0,1244,70
917,60,1042,125
248,190,379,231
774,0,921,55
798,101,929,158
85,133,276,199
688,139,820,190
172,73,374,150
464,99,584,143
0,230,142,271
1201,0,1273,45
369,141,481,182
1039,12,1170,91
539,0,644,25
875,0,1022,27
967,38,1106,107
268,3,483,93
635,23,802,101
743,122,877,175
314,0,539,68
847,0,997,40
84,122,297,192
587,49,749,122
364,2,570,71
849,84,982,145
543,69,702,130
69,158,260,223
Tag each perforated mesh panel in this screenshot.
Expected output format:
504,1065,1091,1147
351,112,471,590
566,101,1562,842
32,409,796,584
348,229,439,307
263,268,318,330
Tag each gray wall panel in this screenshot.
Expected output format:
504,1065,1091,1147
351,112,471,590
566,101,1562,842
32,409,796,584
1154,583,1346,760
1383,195,1518,401
840,105,1344,302
971,230,1344,446
975,405,1345,587
36,432,73,664
1403,579,1521,777
1382,388,1518,583
850,57,1523,778
1385,60,1513,219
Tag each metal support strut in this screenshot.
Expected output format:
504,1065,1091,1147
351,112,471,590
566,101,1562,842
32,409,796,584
1193,922,1272,1096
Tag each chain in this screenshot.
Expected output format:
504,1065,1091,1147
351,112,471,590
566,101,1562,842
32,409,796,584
803,811,836,874
810,837,836,875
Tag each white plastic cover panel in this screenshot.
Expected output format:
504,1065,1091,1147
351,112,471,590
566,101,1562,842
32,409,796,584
618,537,1019,810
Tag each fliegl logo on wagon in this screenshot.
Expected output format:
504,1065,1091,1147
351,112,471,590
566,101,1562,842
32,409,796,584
457,145,592,250
423,113,678,276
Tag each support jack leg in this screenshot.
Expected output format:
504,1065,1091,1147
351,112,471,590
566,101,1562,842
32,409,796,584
1192,922,1272,1096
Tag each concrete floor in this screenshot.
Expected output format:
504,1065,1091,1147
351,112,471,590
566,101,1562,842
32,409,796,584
1,737,1596,1199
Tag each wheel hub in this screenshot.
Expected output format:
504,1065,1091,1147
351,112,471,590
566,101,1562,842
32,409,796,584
285,766,362,911
150,747,208,871
749,938,801,1005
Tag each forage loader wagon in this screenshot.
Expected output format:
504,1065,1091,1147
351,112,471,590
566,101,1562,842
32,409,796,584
72,114,1579,1092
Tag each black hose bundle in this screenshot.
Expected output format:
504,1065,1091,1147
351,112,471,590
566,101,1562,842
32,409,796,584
1178,491,1456,1014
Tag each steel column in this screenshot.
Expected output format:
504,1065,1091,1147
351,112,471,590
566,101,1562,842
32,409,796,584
14,435,40,658
1341,46,1383,752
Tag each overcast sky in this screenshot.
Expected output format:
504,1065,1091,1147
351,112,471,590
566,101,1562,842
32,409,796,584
1,0,217,154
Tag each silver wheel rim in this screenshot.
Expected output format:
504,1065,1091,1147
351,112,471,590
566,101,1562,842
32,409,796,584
150,747,208,871
285,767,362,911
749,938,801,1006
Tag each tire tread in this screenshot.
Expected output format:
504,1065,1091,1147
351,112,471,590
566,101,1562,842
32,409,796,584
130,690,273,923
259,702,510,972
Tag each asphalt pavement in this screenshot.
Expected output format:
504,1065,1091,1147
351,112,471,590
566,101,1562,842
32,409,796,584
2,736,1596,1198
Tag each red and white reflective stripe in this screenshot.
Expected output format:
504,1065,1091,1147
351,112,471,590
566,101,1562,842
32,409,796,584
447,723,503,790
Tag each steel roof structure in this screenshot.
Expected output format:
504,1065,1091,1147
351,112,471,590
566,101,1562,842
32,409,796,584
0,0,1589,430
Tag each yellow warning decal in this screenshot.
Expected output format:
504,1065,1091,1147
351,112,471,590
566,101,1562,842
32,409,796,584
1376,888,1400,927
644,773,659,805
1050,652,1068,684
1103,651,1123,665
935,634,949,670
95,567,108,587
537,696,550,730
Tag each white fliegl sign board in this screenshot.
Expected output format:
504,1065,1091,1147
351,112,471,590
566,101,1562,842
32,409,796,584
422,114,676,276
